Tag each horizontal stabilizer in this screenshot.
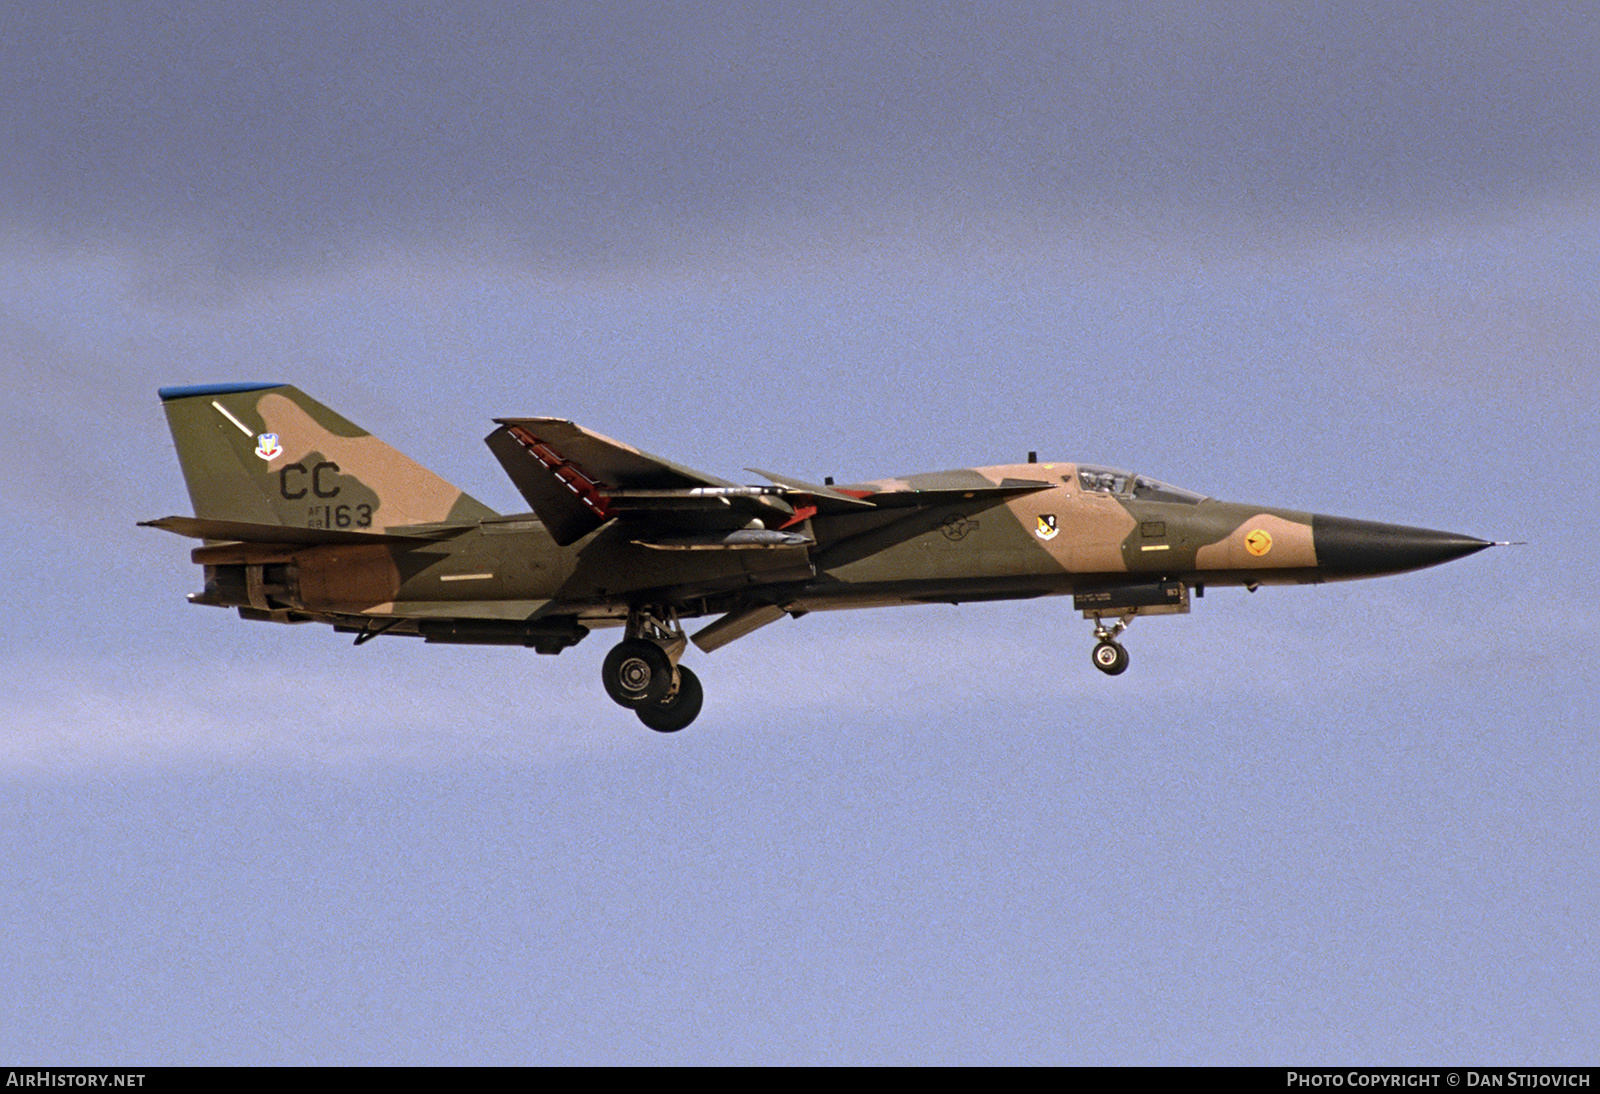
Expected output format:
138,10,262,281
139,515,457,545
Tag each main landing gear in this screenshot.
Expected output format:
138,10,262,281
1089,613,1134,676
601,608,704,732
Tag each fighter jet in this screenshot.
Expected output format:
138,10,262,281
144,383,1495,732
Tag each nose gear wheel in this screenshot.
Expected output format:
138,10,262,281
1092,640,1129,675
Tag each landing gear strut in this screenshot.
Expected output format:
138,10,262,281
601,607,704,732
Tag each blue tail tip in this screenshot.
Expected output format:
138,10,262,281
158,382,284,402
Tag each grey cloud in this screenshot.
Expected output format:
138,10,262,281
3,1,1594,271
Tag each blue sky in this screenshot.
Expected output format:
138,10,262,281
2,1,1596,1064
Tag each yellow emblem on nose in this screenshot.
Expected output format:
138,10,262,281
1245,528,1273,556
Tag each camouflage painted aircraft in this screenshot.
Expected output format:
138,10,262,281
145,383,1496,732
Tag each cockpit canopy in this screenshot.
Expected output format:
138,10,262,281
1075,465,1207,504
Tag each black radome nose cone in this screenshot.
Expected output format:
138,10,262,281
1313,515,1491,578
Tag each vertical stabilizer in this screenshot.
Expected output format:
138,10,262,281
158,383,496,533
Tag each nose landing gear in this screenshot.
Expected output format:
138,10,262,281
1075,581,1193,678
601,607,704,732
1090,614,1133,676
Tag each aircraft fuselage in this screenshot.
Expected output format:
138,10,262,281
147,384,1494,731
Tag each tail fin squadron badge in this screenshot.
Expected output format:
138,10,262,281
1035,514,1059,541
255,433,283,461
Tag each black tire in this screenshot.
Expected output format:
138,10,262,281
1092,641,1129,676
602,640,673,708
636,665,704,733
